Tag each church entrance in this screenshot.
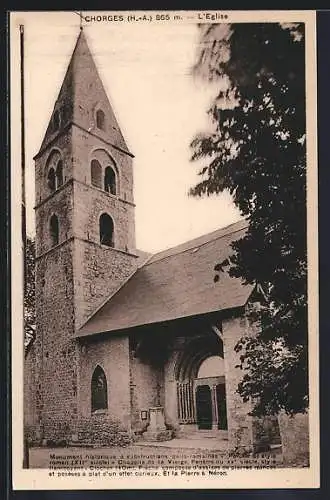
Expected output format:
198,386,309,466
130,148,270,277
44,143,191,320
174,332,228,434
195,383,228,430
194,377,228,431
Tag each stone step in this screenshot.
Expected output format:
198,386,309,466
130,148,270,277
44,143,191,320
179,430,228,440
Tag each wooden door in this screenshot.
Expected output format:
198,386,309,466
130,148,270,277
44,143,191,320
216,384,228,430
196,385,212,430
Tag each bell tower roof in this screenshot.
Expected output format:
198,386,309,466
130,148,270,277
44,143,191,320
36,29,131,157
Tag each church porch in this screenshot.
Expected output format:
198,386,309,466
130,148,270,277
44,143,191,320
128,313,249,449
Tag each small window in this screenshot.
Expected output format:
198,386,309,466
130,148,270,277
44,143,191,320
47,168,56,192
99,213,114,247
104,166,116,195
56,160,63,188
91,159,102,189
91,365,108,411
53,110,60,131
96,109,105,130
50,214,59,247
61,105,70,125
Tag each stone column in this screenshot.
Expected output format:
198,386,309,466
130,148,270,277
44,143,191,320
223,315,254,453
211,385,219,430
163,342,181,431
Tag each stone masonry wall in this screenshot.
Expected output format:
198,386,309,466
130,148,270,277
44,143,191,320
73,180,135,253
74,239,138,328
78,335,131,430
35,241,79,439
163,337,185,431
23,342,38,430
222,315,254,452
278,412,309,464
129,342,164,432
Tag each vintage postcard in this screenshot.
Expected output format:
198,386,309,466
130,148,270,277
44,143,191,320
10,10,319,490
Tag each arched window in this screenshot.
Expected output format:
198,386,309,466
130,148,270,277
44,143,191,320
47,168,56,192
99,213,114,247
91,159,102,189
96,109,105,130
56,160,63,188
104,166,116,195
91,365,108,411
50,214,59,246
53,110,60,131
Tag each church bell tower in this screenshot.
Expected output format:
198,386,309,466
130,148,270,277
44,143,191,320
32,29,138,437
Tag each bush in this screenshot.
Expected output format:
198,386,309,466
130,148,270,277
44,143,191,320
44,421,71,447
46,438,68,448
76,415,132,447
24,424,41,447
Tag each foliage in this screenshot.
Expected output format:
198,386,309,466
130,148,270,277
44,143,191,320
191,23,307,416
24,423,42,447
24,236,36,352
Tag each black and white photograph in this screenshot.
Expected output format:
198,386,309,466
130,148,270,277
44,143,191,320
10,10,319,489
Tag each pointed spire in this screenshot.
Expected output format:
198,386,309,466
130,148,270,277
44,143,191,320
36,30,131,157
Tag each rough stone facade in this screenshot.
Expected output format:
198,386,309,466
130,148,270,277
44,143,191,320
129,336,165,433
278,412,309,464
78,335,131,428
222,316,254,451
29,241,78,439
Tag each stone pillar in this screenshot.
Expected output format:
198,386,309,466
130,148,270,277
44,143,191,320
143,407,172,442
211,385,219,430
222,316,254,453
163,341,183,431
164,378,179,428
278,412,309,465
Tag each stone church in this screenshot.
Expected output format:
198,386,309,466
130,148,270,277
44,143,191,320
24,29,309,460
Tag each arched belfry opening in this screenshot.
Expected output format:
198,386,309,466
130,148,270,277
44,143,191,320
46,149,63,193
90,151,119,196
47,168,56,192
50,214,59,247
91,365,108,412
104,166,116,195
91,159,102,189
56,160,63,188
175,331,228,432
99,213,114,247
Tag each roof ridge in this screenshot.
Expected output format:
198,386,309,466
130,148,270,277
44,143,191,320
144,220,247,267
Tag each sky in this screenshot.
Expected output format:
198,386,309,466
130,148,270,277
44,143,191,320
16,11,241,253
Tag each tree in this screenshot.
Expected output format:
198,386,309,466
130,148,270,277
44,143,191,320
24,236,36,354
191,23,307,416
